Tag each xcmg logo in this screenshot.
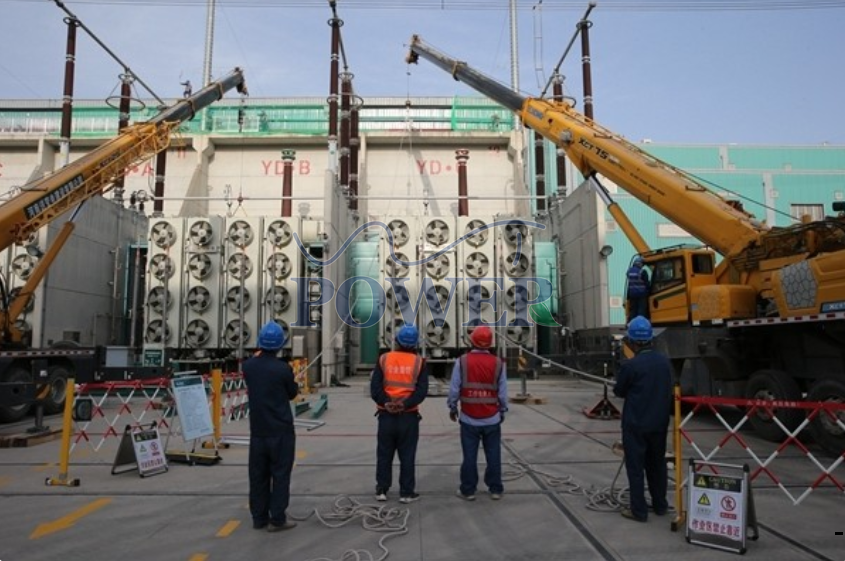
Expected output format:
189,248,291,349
283,219,559,330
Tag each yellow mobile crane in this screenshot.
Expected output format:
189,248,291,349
0,68,247,423
407,36,845,455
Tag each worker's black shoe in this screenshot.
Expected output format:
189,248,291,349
267,521,297,532
252,521,268,530
620,508,647,522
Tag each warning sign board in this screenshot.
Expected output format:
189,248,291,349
686,461,757,554
112,423,168,478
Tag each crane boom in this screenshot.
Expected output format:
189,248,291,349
0,68,246,252
0,67,246,343
406,35,768,260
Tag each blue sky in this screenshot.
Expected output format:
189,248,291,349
1,0,843,145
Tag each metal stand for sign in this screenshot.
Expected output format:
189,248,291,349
686,460,758,555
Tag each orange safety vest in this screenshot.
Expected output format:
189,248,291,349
459,352,502,419
378,351,423,412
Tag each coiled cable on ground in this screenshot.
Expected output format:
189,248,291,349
291,495,410,561
502,459,630,513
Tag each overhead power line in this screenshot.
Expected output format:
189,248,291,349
8,0,845,11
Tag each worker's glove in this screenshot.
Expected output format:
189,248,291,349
499,411,506,424
449,409,459,423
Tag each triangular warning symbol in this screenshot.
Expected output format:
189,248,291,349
696,476,707,487
697,493,711,506
139,444,147,453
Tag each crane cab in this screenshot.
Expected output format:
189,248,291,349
643,247,756,325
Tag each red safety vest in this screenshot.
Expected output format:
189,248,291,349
459,352,502,419
378,351,423,412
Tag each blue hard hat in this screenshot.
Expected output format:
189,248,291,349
633,256,644,266
258,321,287,351
627,316,653,342
396,324,419,348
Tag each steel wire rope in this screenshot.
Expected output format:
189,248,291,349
288,495,411,561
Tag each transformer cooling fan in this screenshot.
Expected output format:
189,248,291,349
386,286,411,313
227,220,255,247
147,286,172,313
11,254,37,280
266,220,293,247
265,286,292,315
226,253,253,279
189,220,214,246
227,286,251,313
187,286,212,312
425,254,450,279
385,253,410,277
266,253,293,280
184,319,211,347
188,253,213,280
150,221,177,248
503,222,528,246
464,252,490,278
504,252,530,277
425,219,450,246
224,320,251,348
425,320,451,346
149,254,175,280
464,219,489,247
145,320,171,343
426,284,450,310
387,219,410,247
507,319,531,345
505,284,530,311
467,284,491,313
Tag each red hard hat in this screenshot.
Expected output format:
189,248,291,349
469,326,493,348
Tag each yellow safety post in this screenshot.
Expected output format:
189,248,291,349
671,384,685,531
204,368,227,449
46,378,80,487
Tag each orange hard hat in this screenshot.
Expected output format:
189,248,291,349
469,326,493,348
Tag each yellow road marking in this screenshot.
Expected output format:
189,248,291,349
216,520,240,537
188,554,208,561
296,450,308,460
30,498,112,539
0,475,11,488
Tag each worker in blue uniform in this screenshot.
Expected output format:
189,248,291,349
370,324,429,504
613,316,673,522
243,321,300,532
626,256,650,321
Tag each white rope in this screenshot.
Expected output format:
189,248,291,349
290,495,411,561
502,459,629,513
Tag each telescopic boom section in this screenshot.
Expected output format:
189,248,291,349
407,35,769,259
0,67,247,252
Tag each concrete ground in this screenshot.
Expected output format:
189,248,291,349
0,376,843,561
